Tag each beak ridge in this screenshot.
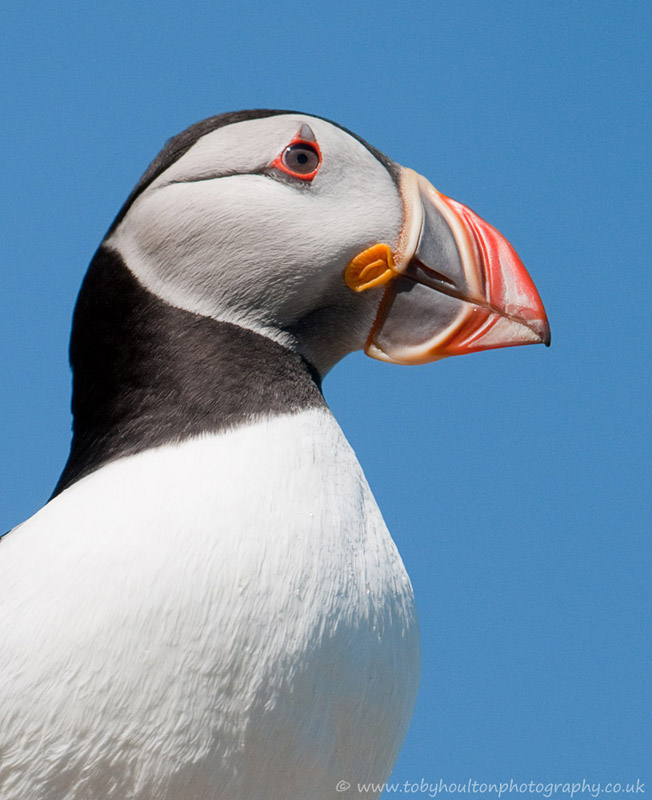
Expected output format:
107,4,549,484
364,171,550,363
445,194,551,348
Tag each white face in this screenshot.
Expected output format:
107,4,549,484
108,114,403,374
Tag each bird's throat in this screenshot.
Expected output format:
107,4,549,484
52,247,325,498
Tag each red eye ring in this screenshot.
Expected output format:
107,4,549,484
271,135,322,181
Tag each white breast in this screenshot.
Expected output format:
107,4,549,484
0,408,419,800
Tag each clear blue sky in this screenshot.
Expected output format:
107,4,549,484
2,0,650,795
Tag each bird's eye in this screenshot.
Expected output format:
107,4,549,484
282,143,320,176
271,138,322,181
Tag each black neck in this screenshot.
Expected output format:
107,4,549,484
52,247,325,498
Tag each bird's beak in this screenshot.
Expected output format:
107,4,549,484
345,168,550,364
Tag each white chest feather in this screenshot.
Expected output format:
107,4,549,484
0,409,419,800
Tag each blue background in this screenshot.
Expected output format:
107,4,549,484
2,1,650,795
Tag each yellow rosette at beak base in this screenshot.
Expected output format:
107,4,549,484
344,243,399,292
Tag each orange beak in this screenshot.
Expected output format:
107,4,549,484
349,169,550,365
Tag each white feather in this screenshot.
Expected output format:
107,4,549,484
0,408,419,800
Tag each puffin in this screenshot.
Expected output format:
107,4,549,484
0,110,549,800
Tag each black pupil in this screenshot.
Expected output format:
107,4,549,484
284,143,318,174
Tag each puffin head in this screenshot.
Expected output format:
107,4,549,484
106,109,549,376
